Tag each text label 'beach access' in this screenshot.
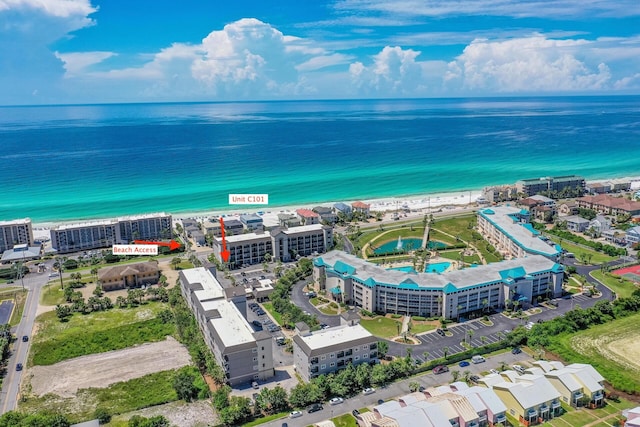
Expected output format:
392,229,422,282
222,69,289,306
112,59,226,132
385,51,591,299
112,244,158,255
229,194,269,205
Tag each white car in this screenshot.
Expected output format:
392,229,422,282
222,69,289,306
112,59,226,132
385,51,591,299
329,397,344,405
289,411,303,418
489,369,499,375
362,387,376,395
513,364,526,374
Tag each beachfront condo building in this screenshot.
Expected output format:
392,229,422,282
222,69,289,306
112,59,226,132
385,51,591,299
515,175,585,198
0,218,34,253
51,219,119,254
212,224,333,267
477,206,562,261
292,323,378,382
116,212,172,242
576,194,640,216
313,250,563,320
179,266,274,386
51,213,172,254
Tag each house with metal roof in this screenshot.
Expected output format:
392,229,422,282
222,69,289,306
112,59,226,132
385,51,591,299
544,363,605,408
490,374,562,425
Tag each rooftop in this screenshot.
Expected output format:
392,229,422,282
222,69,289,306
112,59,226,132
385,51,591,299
180,267,226,300
0,218,31,226
203,299,256,348
315,250,560,293
117,212,170,221
479,206,561,257
53,218,117,230
296,208,320,218
293,323,374,356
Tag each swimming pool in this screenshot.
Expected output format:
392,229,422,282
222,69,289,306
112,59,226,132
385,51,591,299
425,262,451,273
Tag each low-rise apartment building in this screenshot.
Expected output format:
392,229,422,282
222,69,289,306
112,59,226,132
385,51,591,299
516,175,585,198
296,209,320,225
0,218,33,253
240,214,264,231
542,363,605,408
292,323,378,382
179,267,274,385
577,194,640,216
313,251,563,320
477,206,562,261
212,224,333,267
482,185,518,203
312,206,338,224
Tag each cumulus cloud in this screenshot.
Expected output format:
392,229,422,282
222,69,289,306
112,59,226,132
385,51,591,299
349,46,427,94
447,36,612,92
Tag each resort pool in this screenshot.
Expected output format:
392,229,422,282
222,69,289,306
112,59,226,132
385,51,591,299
386,262,452,274
425,262,451,274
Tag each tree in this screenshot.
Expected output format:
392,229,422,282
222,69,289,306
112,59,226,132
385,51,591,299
408,381,420,392
91,267,99,283
128,415,170,427
451,370,460,382
218,396,252,426
355,362,372,390
173,368,199,402
289,383,322,409
443,346,449,359
94,408,111,425
93,284,104,297
422,351,429,361
55,304,72,322
371,363,389,386
171,257,182,270
377,341,389,358
463,370,472,384
256,385,289,415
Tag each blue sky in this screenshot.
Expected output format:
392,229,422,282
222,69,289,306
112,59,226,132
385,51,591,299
1,0,640,105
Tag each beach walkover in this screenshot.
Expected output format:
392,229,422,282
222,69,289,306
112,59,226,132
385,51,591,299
422,224,430,249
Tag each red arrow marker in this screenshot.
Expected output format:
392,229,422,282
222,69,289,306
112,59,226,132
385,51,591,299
219,217,230,262
134,240,181,251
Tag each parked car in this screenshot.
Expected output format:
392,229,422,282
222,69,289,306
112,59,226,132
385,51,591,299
433,365,449,374
252,320,263,328
362,387,376,395
459,360,470,367
513,364,526,374
469,375,480,383
256,309,266,316
329,397,344,405
352,409,360,417
511,347,522,354
436,328,445,336
252,381,259,389
377,399,384,405
471,355,485,364
307,403,323,413
16,363,23,371
22,335,28,342
489,369,499,375
306,291,317,298
289,411,303,418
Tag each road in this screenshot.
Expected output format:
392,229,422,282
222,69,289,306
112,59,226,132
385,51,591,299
0,262,52,414
260,350,529,427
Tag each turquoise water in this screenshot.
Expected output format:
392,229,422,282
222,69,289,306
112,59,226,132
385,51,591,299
1,96,639,222
373,238,422,254
425,262,451,273
387,261,451,274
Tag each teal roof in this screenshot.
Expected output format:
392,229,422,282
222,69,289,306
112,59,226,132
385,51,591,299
330,287,342,294
443,283,457,294
499,266,526,280
334,260,356,275
483,209,495,215
551,263,564,273
522,223,540,235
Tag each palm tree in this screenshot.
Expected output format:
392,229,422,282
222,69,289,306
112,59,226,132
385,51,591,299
451,370,460,382
90,267,99,283
443,346,449,359
463,370,472,384
422,351,429,361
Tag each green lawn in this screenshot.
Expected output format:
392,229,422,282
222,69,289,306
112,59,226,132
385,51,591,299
430,215,476,242
30,302,174,366
410,323,436,334
590,270,637,299
261,301,283,325
40,283,65,306
360,316,403,338
332,413,358,427
547,311,640,393
19,368,188,423
318,303,340,315
546,237,615,264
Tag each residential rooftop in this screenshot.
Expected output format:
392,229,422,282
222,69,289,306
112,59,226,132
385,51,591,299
180,267,226,300
479,206,562,258
315,250,561,293
202,298,256,348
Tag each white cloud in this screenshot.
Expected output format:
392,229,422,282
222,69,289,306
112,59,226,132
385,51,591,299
55,51,114,77
296,53,353,72
447,36,613,92
334,0,640,19
349,46,426,94
0,0,95,17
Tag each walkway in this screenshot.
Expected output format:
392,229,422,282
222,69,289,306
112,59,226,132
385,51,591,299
401,315,411,334
421,225,430,249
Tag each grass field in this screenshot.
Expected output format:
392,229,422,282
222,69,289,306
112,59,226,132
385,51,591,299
30,302,175,366
20,368,190,423
410,322,436,334
547,311,640,393
261,301,283,325
546,237,615,264
430,215,476,243
360,316,403,338
591,270,637,299
40,283,65,306
541,396,636,427
332,413,358,427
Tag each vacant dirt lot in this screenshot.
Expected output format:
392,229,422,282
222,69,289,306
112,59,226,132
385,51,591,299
29,336,191,398
606,335,640,372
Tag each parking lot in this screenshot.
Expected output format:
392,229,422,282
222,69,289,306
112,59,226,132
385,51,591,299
245,299,293,369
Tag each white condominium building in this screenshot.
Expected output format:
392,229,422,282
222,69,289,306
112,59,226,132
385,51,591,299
0,218,33,253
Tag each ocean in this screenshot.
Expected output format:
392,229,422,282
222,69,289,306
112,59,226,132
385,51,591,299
1,96,639,223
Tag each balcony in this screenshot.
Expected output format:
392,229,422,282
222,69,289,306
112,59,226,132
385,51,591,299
494,414,507,424
310,357,319,364
551,400,561,409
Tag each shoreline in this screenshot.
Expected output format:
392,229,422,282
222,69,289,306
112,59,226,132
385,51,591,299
27,174,640,232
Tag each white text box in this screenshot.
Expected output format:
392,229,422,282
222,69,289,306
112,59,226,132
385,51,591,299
228,194,269,205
